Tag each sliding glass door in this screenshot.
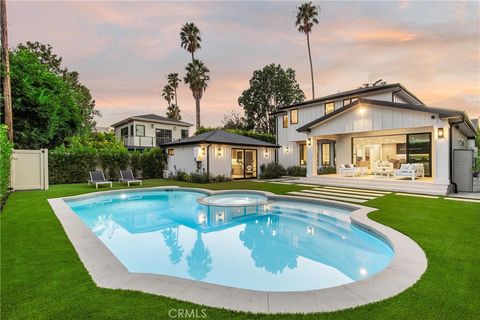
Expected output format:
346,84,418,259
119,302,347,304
407,133,432,177
231,149,257,179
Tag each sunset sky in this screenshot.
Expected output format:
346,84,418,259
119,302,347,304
7,1,480,128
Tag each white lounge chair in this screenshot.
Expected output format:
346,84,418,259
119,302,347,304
88,171,113,188
119,170,143,187
394,163,424,180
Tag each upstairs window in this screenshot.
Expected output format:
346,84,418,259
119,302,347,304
135,125,145,137
181,129,189,139
283,115,288,128
325,102,335,115
343,97,358,107
290,109,298,124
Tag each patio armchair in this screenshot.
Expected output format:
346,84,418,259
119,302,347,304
372,161,394,176
119,170,143,187
394,163,425,181
339,164,365,177
88,171,113,189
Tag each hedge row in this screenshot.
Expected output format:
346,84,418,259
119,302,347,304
49,147,166,184
0,125,13,207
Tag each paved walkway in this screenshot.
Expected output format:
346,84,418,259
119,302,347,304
287,186,391,203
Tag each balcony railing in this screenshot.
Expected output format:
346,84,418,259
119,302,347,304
122,136,179,148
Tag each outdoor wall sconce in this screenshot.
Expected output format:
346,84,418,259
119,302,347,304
307,138,312,146
438,128,444,138
217,147,222,158
285,146,290,153
201,147,206,155
264,148,269,158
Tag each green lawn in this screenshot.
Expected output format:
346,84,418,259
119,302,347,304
1,179,479,319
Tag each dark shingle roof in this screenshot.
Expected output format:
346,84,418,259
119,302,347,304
163,130,279,148
274,83,424,113
297,98,474,134
111,114,193,127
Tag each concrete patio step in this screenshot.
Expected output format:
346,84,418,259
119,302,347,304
301,189,377,200
315,187,388,197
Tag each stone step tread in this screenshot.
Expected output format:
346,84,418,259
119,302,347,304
315,187,388,196
287,191,367,203
302,189,377,200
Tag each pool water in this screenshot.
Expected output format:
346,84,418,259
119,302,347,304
67,190,394,291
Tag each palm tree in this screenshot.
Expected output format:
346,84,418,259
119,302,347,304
167,73,181,106
180,22,201,62
166,104,182,121
295,2,319,99
162,84,174,107
184,59,210,131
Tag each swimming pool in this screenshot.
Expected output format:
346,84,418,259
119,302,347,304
66,189,394,292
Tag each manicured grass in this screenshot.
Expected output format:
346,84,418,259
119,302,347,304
1,180,479,319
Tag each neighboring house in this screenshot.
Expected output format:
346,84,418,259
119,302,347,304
274,83,478,192
111,114,193,149
93,126,113,133
164,130,279,179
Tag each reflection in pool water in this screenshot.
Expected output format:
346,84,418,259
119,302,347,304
67,190,394,291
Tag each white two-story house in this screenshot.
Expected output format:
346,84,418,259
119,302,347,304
274,83,478,194
112,114,193,149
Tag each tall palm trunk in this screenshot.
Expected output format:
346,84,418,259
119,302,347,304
306,32,315,99
195,97,201,131
191,51,195,62
174,88,178,105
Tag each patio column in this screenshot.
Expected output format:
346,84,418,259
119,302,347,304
306,135,317,177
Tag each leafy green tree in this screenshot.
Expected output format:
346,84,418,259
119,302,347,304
16,42,100,131
180,22,202,62
184,60,210,131
296,2,319,99
238,64,305,134
166,104,182,121
222,110,245,130
7,48,85,149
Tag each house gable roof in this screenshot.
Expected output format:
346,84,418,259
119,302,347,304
297,98,476,137
163,130,279,148
274,83,424,113
111,114,193,128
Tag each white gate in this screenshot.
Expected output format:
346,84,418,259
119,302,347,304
452,149,473,192
10,149,49,190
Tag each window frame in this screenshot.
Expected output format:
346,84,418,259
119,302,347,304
290,109,298,124
120,127,129,138
324,102,335,115
135,125,145,137
299,143,307,165
282,114,288,128
167,148,174,156
181,129,189,139
321,143,331,166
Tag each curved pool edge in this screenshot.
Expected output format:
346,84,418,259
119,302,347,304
47,186,427,314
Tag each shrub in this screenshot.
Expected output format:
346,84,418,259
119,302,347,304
188,172,211,183
0,125,13,207
286,165,307,177
142,148,167,179
259,162,286,179
212,175,231,183
169,170,188,182
129,151,143,178
318,166,337,175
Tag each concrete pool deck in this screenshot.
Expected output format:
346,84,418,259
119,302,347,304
48,186,427,314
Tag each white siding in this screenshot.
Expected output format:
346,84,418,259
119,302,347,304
166,144,276,178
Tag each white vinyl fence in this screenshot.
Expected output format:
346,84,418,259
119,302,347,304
10,149,49,190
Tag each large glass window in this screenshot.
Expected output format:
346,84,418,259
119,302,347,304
290,109,298,124
283,115,288,128
299,144,307,165
325,102,335,114
352,134,406,169
321,144,330,166
181,129,188,139
407,133,432,176
135,125,145,136
156,129,172,146
231,149,257,179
